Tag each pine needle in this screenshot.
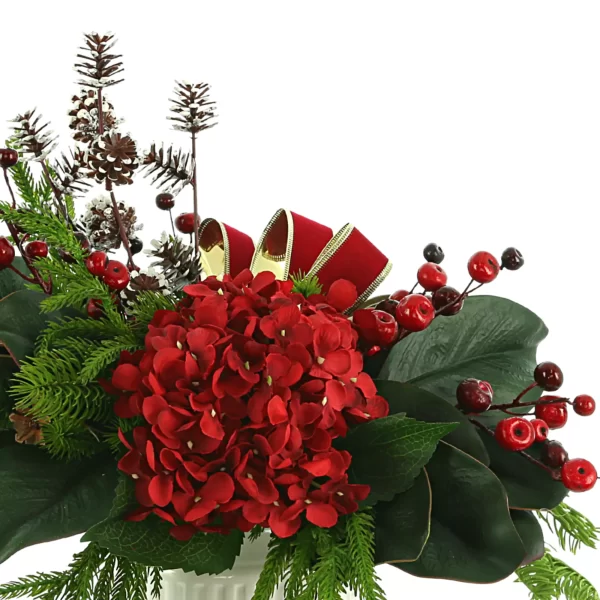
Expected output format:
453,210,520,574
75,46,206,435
537,503,600,554
291,271,323,298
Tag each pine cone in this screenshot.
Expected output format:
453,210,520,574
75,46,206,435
169,82,217,133
148,234,201,290
10,109,58,162
83,195,141,251
52,149,91,197
120,269,170,306
69,90,119,145
9,412,45,445
87,133,139,185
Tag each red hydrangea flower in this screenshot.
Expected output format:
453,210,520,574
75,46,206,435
109,270,388,540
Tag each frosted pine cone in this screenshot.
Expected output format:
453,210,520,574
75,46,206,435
87,133,139,185
69,90,119,144
52,149,91,197
83,195,141,251
10,109,58,162
147,233,201,290
120,268,171,306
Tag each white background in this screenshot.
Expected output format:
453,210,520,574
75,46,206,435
1,1,599,598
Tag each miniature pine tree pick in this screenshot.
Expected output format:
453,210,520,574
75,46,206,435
74,33,124,89
168,81,218,258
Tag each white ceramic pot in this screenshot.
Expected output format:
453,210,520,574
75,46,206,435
156,532,358,600
157,533,283,600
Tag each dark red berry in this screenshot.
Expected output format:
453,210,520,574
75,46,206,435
417,262,448,292
74,231,91,252
0,148,18,169
456,378,493,413
86,251,108,277
395,294,435,332
175,212,197,234
423,243,445,264
129,237,143,255
390,289,410,302
24,240,48,260
103,260,130,291
573,395,596,417
541,440,569,468
371,310,399,347
501,247,524,271
495,417,535,451
156,192,175,211
468,251,500,284
432,285,464,316
561,459,597,492
534,362,564,391
86,298,104,320
531,418,549,442
535,399,568,429
375,298,399,316
0,237,16,269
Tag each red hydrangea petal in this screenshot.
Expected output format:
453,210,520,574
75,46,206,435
306,503,338,528
302,456,332,477
153,508,177,525
142,395,169,424
170,524,197,541
323,350,352,376
314,323,341,358
112,364,142,391
202,472,235,503
267,396,288,425
326,279,358,312
149,473,174,507
200,410,225,440
243,500,271,524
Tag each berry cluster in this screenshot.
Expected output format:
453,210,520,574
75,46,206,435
353,243,524,352
455,362,597,493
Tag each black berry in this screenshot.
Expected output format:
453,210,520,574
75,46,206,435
541,440,569,468
423,243,444,264
129,237,143,255
501,247,524,271
432,285,463,316
534,362,564,392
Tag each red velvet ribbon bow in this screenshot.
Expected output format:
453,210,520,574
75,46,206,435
198,209,392,311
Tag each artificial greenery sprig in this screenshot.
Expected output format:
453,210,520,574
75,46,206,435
537,503,600,554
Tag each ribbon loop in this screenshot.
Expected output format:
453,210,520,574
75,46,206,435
199,219,255,278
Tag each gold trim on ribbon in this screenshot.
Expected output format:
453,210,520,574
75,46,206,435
250,209,294,280
198,219,230,278
349,259,393,314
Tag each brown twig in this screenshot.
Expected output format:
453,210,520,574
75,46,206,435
3,169,17,209
191,131,199,257
107,185,138,270
40,162,69,221
8,264,37,284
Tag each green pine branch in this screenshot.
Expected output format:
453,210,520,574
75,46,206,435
0,544,162,600
516,551,599,600
41,419,104,460
537,503,600,554
291,271,323,298
150,568,163,599
252,536,292,600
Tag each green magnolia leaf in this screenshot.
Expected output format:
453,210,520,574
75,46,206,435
84,477,244,575
0,355,18,427
477,430,567,510
376,380,489,465
511,510,545,566
397,441,526,583
0,433,118,564
0,257,28,299
374,469,432,564
379,295,548,407
335,414,457,504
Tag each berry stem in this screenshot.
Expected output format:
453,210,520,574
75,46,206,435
169,208,176,238
191,131,200,259
434,279,483,317
512,382,538,405
410,282,418,293
469,418,560,479
487,395,571,413
106,185,138,271
2,168,17,209
40,161,69,222
8,264,37,284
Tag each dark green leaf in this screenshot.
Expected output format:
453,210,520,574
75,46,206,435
335,414,457,504
375,469,432,564
379,295,548,407
477,430,567,510
0,355,18,427
0,433,118,564
511,510,545,566
397,441,526,583
376,380,489,465
84,477,244,575
0,257,27,299
0,289,65,363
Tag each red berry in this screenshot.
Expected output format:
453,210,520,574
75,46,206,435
417,262,448,292
0,237,16,269
175,212,198,234
0,148,18,169
395,294,435,332
375,298,399,316
371,310,399,347
86,251,109,277
74,231,91,252
541,440,569,468
156,193,175,210
534,362,564,391
531,418,549,442
468,251,500,284
24,240,48,260
390,289,410,302
561,459,597,492
573,394,596,417
432,285,463,316
366,345,382,357
456,378,493,413
535,399,568,429
103,260,130,291
495,417,535,451
86,298,104,320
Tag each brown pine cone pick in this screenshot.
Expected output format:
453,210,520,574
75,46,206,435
87,133,139,185
148,234,201,290
9,412,45,445
69,90,118,145
83,195,141,250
